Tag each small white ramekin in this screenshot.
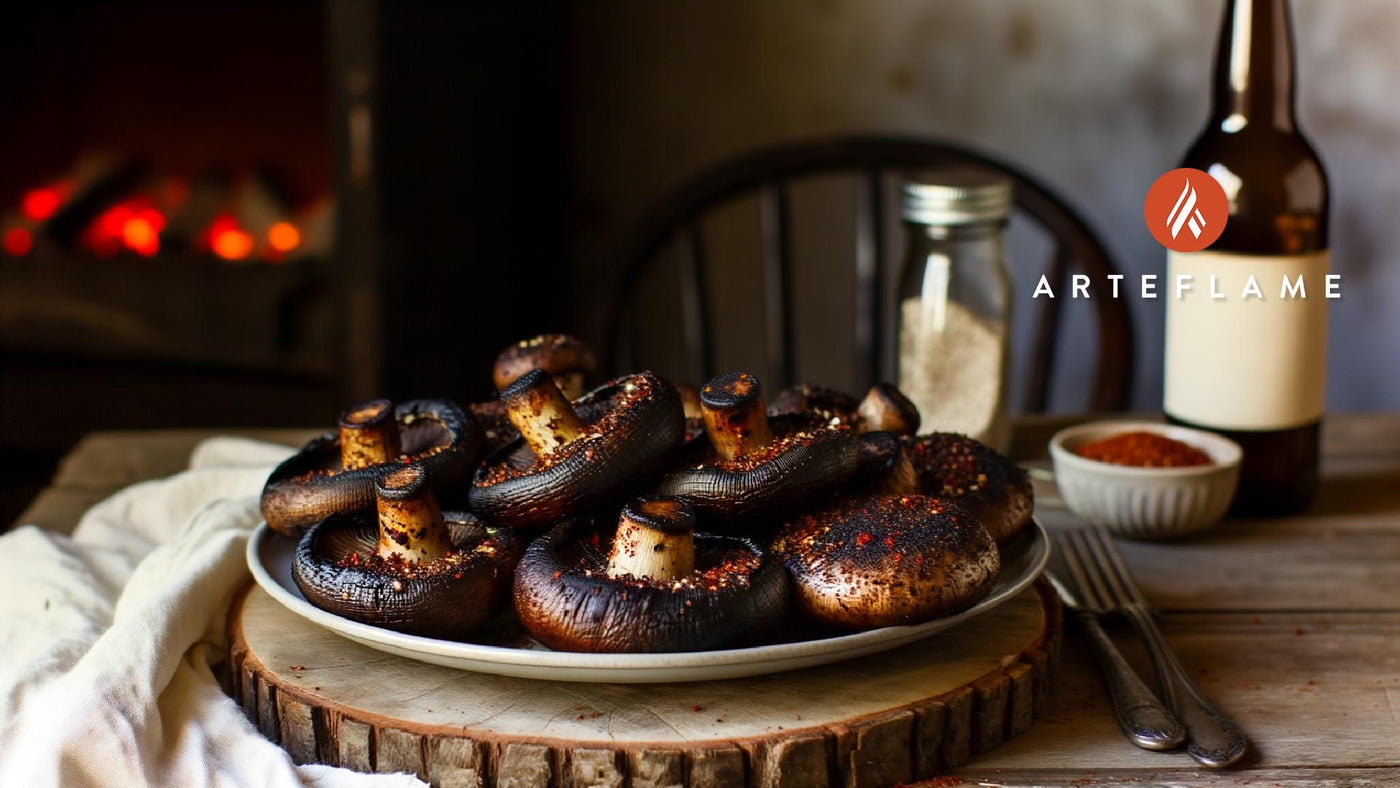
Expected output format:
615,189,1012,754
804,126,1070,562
1048,421,1242,540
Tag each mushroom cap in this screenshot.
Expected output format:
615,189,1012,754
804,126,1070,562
769,384,860,428
653,414,862,524
853,431,906,485
469,372,685,528
292,512,523,640
858,383,921,435
492,334,596,392
513,519,789,652
468,399,519,454
772,495,1000,630
903,433,1034,545
260,400,481,539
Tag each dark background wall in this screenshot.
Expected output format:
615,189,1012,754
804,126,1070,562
366,3,569,405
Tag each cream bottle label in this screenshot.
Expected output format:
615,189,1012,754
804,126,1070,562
1164,250,1329,431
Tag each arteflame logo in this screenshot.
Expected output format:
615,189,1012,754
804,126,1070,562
1144,167,1228,253
1168,180,1206,239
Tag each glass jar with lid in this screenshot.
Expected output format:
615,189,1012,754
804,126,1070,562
896,170,1013,451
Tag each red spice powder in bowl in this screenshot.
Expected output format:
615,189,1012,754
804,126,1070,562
1048,421,1241,540
1073,430,1213,468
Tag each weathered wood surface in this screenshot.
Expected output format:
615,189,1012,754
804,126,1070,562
13,414,1400,786
229,581,1061,787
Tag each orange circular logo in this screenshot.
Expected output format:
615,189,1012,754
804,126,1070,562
1144,167,1228,252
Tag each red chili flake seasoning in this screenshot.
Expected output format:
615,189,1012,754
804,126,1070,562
855,532,874,547
1074,431,1212,468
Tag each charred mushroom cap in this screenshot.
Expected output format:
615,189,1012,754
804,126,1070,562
853,431,920,494
654,372,862,524
857,383,921,435
903,433,1034,545
492,334,597,400
469,398,518,454
769,384,860,427
261,399,481,539
469,370,685,528
770,382,920,436
772,494,1000,630
513,497,789,652
292,466,523,640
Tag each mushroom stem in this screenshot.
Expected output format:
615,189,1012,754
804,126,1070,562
877,449,921,495
607,497,696,582
857,383,921,435
501,369,586,457
375,466,451,563
553,371,586,401
700,372,773,463
676,384,704,420
338,399,401,470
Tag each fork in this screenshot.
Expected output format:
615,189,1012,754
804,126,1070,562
1062,527,1248,768
1047,547,1184,751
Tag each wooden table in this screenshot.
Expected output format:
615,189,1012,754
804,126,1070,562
14,414,1400,786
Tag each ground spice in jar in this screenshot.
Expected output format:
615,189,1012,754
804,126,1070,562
898,299,1006,447
1074,431,1213,468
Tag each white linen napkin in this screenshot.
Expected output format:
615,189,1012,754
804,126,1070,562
0,437,424,787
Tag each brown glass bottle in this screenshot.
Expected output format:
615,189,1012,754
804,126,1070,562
1164,0,1330,516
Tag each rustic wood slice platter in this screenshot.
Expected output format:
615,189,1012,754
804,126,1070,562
228,579,1061,787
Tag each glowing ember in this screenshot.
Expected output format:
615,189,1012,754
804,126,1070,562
9,167,321,263
267,221,300,254
121,216,161,256
208,214,255,261
3,228,32,256
21,183,68,222
84,199,166,258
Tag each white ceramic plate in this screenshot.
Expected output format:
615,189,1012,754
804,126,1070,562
247,519,1049,683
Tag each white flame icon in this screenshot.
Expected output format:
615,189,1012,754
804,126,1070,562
1166,176,1207,239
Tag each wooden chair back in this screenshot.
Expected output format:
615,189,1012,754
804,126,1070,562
602,135,1132,412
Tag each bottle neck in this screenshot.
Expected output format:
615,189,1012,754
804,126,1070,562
1210,0,1297,133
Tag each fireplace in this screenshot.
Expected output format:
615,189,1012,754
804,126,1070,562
0,2,570,525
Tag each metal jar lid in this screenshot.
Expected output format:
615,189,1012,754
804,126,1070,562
901,169,1013,226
